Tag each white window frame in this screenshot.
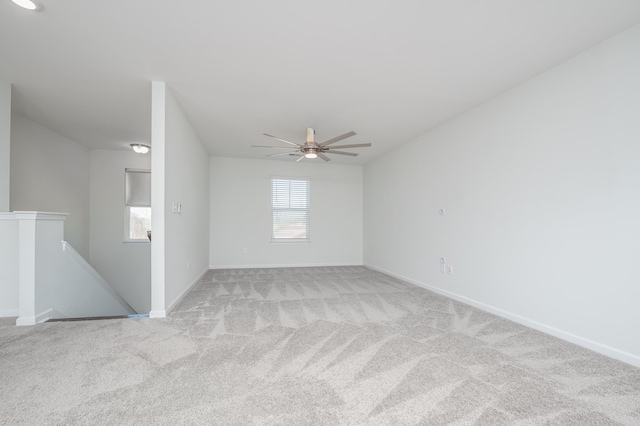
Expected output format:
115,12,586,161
124,168,151,243
271,177,310,243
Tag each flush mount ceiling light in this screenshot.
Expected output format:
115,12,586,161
130,144,151,154
10,0,43,10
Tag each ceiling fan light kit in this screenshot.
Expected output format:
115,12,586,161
252,127,371,162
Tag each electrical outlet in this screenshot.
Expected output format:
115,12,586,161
448,265,453,275
243,248,248,254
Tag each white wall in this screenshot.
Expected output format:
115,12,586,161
210,157,363,268
89,149,151,313
0,88,13,316
14,212,133,325
150,82,166,317
0,83,10,212
0,87,16,316
0,214,18,316
51,241,134,320
364,23,640,366
10,115,90,258
163,86,210,310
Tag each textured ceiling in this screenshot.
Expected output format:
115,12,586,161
2,0,640,164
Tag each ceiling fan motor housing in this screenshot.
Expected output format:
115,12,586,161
304,146,318,154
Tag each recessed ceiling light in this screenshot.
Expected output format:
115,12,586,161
11,0,43,10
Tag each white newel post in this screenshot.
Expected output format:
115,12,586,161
15,212,68,326
16,212,36,325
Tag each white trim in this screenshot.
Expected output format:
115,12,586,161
364,263,640,368
16,316,35,326
270,175,311,181
13,211,68,221
0,309,19,318
209,262,363,269
17,216,37,326
165,268,208,315
35,308,60,324
16,307,62,326
125,167,151,173
149,310,166,318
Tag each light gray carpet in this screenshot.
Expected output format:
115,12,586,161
1,266,639,425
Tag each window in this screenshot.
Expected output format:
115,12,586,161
271,178,310,241
125,169,151,242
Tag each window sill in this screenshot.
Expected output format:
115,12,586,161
270,239,310,244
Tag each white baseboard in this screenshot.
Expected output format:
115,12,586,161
36,308,53,324
36,308,61,324
165,268,209,315
0,309,19,318
16,316,35,326
149,310,166,319
209,262,363,269
364,263,640,368
15,307,59,326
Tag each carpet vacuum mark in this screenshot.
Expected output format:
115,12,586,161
0,266,639,425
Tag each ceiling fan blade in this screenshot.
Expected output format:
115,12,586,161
263,133,300,147
319,131,356,147
251,145,296,149
318,153,331,162
325,150,358,156
266,150,300,157
326,143,371,149
296,155,305,162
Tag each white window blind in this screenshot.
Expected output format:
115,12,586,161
271,178,310,241
125,169,151,207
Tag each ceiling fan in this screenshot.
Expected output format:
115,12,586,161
252,128,371,162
